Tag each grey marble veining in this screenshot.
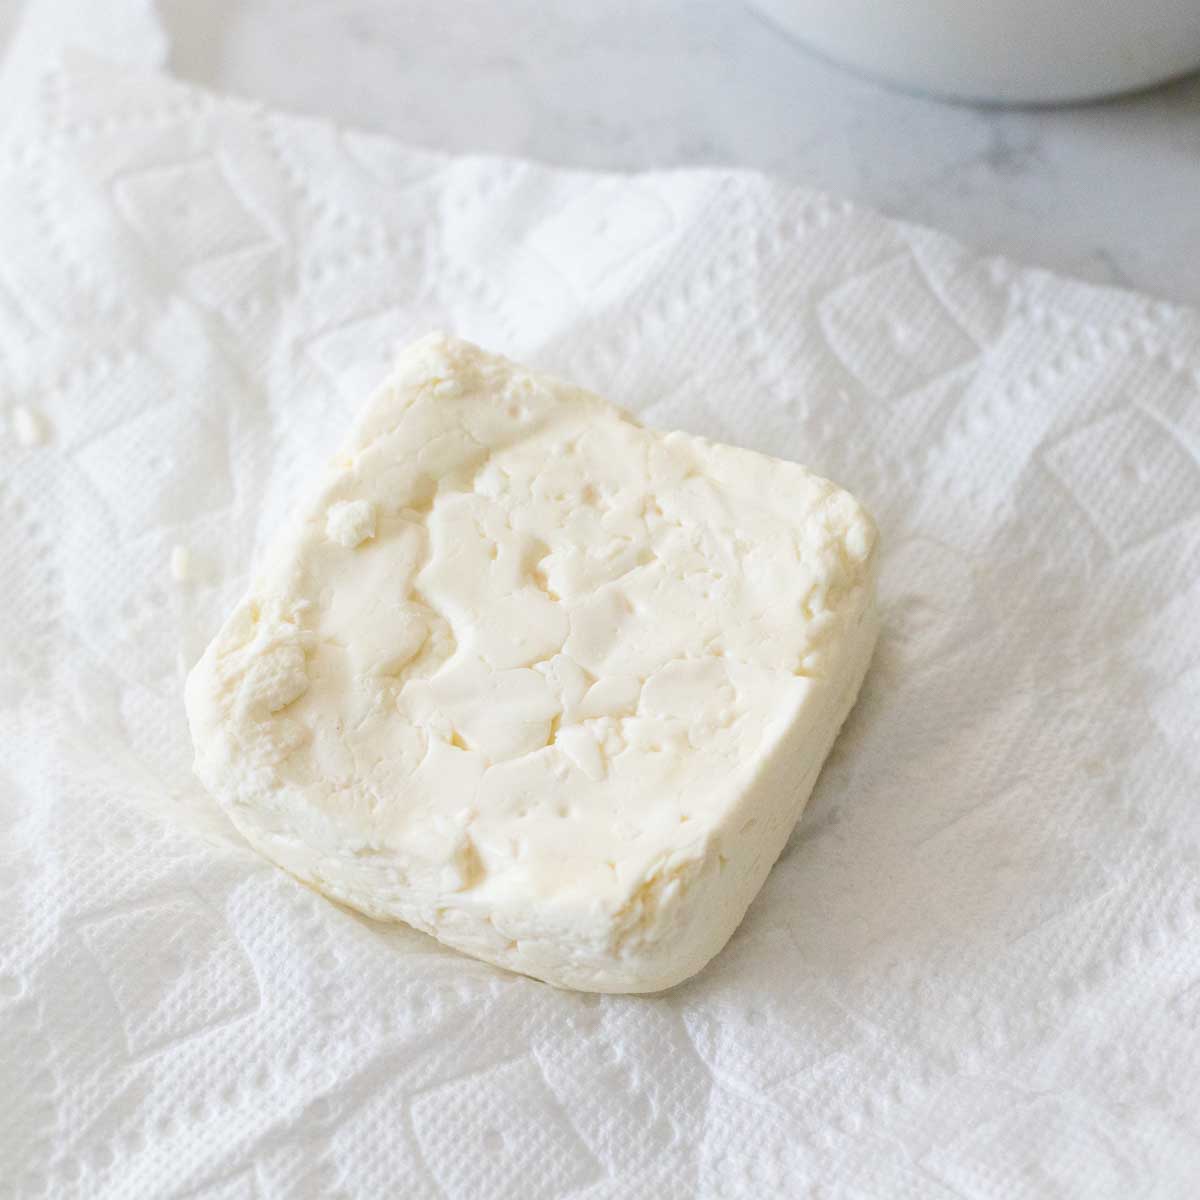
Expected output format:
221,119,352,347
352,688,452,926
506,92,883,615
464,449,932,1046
0,0,23,55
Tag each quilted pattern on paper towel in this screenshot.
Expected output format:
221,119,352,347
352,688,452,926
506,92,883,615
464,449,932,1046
1,54,1199,1200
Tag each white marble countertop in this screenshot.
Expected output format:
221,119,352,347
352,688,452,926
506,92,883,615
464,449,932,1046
4,0,1199,306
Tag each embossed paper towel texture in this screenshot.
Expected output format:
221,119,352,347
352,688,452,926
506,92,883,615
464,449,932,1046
1,53,1199,1200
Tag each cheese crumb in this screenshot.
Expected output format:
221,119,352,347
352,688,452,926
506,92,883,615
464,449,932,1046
171,544,192,582
326,499,376,548
12,405,45,447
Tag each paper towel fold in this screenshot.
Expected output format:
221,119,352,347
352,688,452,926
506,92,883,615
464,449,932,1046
0,41,1198,1200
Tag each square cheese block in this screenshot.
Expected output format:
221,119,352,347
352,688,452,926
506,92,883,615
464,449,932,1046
187,334,879,992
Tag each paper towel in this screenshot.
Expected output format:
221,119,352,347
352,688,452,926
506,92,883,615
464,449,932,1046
1,43,1199,1200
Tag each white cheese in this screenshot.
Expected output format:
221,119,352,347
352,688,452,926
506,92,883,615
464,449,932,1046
186,334,879,992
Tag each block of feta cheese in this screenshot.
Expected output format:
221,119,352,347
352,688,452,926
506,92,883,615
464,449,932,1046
186,334,879,992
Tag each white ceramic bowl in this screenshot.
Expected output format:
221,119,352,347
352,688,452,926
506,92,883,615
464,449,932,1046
748,0,1200,104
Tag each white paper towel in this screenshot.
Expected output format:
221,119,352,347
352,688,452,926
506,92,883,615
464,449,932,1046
2,44,1199,1200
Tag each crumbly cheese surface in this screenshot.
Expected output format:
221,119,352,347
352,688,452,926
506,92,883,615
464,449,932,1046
186,334,879,992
